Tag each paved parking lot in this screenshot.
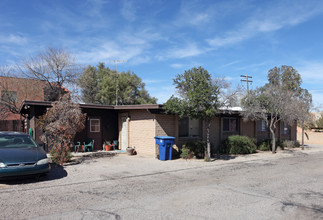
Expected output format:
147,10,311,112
1,145,323,219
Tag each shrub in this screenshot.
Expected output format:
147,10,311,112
221,135,257,155
50,143,72,165
38,95,86,165
258,142,270,151
184,141,206,159
180,146,194,159
257,140,271,151
276,139,284,150
282,140,300,148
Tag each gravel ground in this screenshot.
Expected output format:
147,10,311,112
0,145,323,219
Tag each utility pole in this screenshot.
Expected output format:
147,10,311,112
110,60,127,106
240,74,253,92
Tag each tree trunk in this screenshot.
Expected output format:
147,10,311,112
269,120,276,153
206,120,211,161
301,121,304,150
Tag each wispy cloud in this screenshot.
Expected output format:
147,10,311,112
0,34,27,45
170,63,184,68
160,43,205,60
121,0,137,22
297,61,323,82
176,3,210,27
77,40,145,64
207,1,323,48
221,60,241,68
76,27,162,65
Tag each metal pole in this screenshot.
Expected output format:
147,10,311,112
111,60,127,106
115,62,118,106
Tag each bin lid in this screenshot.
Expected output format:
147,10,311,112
154,136,175,140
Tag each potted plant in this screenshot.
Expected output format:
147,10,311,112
104,141,112,151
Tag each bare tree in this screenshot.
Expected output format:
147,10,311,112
38,94,86,165
241,85,298,153
18,47,81,101
241,65,312,153
0,65,47,120
0,66,17,119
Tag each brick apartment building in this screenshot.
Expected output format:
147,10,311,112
20,101,296,157
0,76,46,131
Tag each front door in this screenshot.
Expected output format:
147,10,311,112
121,116,128,150
87,116,102,151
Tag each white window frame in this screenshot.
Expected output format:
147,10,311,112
90,119,100,133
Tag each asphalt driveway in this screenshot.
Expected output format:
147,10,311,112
0,145,323,219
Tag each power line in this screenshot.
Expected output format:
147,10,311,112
110,60,127,106
241,74,253,92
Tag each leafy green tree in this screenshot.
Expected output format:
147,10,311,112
78,63,157,105
78,65,99,103
267,65,302,92
241,65,312,153
164,67,220,161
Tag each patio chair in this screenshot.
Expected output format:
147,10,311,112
73,142,81,153
112,140,119,150
84,139,94,152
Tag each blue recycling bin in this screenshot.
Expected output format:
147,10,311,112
154,136,175,161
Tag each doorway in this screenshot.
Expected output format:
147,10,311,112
121,116,128,150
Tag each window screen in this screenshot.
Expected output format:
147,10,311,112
90,119,100,132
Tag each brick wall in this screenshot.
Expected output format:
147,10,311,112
202,117,221,153
290,121,297,141
240,119,255,138
0,120,24,132
155,114,176,137
127,110,156,156
0,76,45,121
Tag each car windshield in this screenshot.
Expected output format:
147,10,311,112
0,135,38,148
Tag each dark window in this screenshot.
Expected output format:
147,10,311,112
223,118,239,132
179,117,189,137
179,117,201,137
281,121,289,135
257,120,267,132
90,119,100,132
1,90,17,103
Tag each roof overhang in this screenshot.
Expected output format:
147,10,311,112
19,100,52,115
114,104,163,110
19,100,163,115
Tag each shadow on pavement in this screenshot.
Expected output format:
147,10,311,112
0,163,67,185
213,154,237,161
65,152,119,166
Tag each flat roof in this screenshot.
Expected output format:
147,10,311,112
19,100,243,116
19,100,163,114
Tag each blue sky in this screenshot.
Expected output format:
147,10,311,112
1,0,323,108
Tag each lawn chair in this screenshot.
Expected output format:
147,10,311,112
73,142,81,153
84,139,94,152
112,140,119,150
